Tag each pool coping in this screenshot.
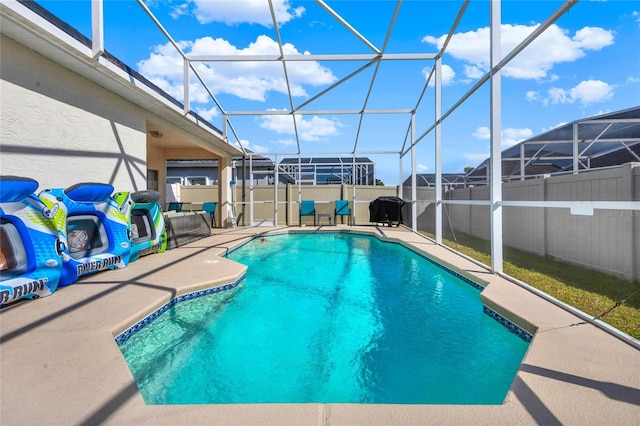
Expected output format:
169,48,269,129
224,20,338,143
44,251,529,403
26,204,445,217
1,225,639,425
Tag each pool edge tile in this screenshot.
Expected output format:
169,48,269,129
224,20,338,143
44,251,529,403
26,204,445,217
114,273,245,346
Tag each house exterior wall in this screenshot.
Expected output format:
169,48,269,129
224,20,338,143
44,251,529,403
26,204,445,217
0,35,147,191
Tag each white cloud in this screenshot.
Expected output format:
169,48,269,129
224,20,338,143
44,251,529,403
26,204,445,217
234,139,269,153
502,127,533,148
195,105,220,121
422,64,456,86
257,110,343,142
137,35,337,103
473,126,490,140
189,0,305,26
525,91,539,102
464,123,533,169
464,65,484,79
170,3,189,19
541,79,615,106
416,164,429,172
422,23,614,81
572,26,615,50
274,138,297,147
463,152,489,165
473,126,532,148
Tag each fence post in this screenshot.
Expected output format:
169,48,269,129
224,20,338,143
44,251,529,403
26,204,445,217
539,176,547,257
286,183,291,226
622,163,636,281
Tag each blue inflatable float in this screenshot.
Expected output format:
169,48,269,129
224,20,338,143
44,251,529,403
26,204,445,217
0,176,64,306
113,190,167,262
39,183,130,286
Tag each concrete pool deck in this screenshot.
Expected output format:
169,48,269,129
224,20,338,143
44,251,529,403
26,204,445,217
1,225,639,425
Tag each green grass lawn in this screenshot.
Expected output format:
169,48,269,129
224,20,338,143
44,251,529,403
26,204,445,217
421,231,640,340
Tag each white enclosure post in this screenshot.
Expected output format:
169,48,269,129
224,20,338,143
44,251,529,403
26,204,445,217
398,155,404,199
249,154,254,225
435,57,443,244
411,114,417,232
489,0,503,273
274,154,279,225
183,58,190,115
520,143,525,181
222,115,227,141
573,122,579,174
91,0,104,59
352,155,357,224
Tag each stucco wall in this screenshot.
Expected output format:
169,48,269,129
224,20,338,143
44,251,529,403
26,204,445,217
0,35,147,191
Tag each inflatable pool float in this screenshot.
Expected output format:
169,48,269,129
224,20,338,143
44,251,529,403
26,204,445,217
39,183,130,286
0,176,64,306
113,190,167,262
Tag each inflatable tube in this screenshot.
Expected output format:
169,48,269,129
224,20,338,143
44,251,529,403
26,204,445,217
113,190,167,263
39,183,130,286
0,176,64,306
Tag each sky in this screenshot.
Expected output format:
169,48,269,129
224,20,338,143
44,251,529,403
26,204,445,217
39,0,640,185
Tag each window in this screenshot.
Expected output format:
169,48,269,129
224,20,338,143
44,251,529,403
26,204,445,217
186,176,207,185
147,169,158,191
66,215,109,259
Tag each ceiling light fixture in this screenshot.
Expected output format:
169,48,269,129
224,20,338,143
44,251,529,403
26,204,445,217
149,130,164,138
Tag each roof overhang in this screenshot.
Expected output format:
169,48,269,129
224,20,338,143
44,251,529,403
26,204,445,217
0,1,243,157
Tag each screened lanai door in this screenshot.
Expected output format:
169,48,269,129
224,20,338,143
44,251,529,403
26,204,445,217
247,158,276,227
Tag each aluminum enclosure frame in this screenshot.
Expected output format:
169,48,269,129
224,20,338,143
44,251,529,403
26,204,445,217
7,0,640,276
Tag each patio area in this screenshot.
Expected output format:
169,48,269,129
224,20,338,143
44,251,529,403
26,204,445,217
1,225,639,425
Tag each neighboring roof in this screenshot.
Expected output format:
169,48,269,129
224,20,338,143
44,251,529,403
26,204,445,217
466,106,640,180
168,156,375,168
167,155,275,168
589,142,640,168
524,106,640,145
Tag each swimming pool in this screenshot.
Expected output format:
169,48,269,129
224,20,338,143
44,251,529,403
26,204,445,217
118,232,531,404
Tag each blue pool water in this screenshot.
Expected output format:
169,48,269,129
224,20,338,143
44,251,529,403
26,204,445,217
119,232,530,404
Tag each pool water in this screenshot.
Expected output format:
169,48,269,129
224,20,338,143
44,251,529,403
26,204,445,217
119,233,530,404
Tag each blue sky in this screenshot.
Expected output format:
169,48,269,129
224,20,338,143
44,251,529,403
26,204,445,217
40,0,640,185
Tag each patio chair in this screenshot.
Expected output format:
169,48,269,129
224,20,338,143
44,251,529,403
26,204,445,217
202,202,217,228
299,200,316,226
167,202,183,212
334,199,352,226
